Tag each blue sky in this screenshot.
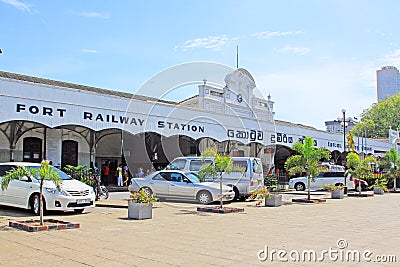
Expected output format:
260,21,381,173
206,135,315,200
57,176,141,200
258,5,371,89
1,0,400,130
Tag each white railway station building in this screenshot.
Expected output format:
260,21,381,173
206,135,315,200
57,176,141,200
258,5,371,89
0,68,393,183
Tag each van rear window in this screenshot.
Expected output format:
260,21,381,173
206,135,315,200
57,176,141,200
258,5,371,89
168,159,186,170
189,160,213,171
232,160,247,171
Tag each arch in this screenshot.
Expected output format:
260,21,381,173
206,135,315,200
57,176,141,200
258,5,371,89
274,145,294,184
331,150,342,165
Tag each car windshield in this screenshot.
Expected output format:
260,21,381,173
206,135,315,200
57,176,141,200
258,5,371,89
28,166,72,180
185,172,200,183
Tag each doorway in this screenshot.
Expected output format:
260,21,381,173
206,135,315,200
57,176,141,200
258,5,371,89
23,137,42,163
62,140,78,168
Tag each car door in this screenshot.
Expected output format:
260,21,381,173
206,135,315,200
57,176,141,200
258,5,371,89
149,172,170,197
2,175,32,206
0,164,29,205
0,165,12,202
310,172,324,189
168,172,195,198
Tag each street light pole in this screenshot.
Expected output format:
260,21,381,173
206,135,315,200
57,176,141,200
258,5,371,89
342,109,347,194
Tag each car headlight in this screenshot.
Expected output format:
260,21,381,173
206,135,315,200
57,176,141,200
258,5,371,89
45,187,68,196
89,187,95,194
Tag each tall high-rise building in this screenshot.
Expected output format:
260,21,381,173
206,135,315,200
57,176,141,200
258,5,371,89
377,66,400,102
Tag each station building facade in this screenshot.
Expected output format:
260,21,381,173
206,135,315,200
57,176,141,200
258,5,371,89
0,69,393,183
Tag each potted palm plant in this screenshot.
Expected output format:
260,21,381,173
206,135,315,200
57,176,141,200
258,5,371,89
198,148,244,209
323,184,344,199
386,148,400,192
370,175,388,195
346,152,376,197
250,187,282,207
285,136,331,203
264,174,282,206
128,189,156,220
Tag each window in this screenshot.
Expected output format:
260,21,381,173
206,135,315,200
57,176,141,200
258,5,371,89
252,159,263,174
168,159,186,170
232,160,247,171
321,172,345,178
0,165,13,176
62,140,78,168
23,137,42,163
170,173,184,182
189,160,213,171
153,173,169,181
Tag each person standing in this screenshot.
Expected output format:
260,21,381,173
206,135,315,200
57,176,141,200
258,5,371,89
103,163,110,186
93,163,101,200
137,167,144,178
123,165,130,186
117,164,123,187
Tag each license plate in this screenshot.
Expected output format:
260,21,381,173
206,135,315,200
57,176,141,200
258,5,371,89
77,198,91,204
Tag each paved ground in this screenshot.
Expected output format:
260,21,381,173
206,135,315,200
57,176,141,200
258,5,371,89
0,191,399,266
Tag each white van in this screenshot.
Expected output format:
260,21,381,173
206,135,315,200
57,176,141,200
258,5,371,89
167,157,264,200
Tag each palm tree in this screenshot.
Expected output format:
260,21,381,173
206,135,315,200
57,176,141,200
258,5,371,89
1,160,62,225
197,148,243,208
386,148,399,191
346,152,376,193
285,136,331,201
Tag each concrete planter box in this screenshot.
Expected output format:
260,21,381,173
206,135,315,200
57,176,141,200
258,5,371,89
128,202,152,220
373,187,384,195
265,194,282,207
331,189,344,199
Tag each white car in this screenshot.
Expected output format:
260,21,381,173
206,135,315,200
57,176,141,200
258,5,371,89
128,170,235,204
289,171,354,191
0,162,96,214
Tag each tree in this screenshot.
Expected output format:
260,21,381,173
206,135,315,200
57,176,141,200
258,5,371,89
197,148,243,208
386,148,400,191
284,136,331,201
346,152,376,193
1,160,62,225
351,94,400,138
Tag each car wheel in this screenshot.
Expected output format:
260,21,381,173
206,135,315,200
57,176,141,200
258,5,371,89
31,194,45,215
74,209,84,214
197,191,212,205
295,182,305,191
141,187,153,197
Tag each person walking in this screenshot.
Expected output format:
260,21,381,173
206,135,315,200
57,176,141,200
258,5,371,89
123,164,130,186
117,164,123,187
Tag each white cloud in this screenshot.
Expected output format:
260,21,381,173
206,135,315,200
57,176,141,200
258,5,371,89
254,62,376,130
79,12,110,19
80,49,97,53
175,35,230,51
0,0,30,12
251,30,304,39
380,49,400,66
175,30,304,51
275,45,310,55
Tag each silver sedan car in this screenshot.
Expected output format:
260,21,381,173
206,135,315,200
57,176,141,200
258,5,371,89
128,170,235,204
